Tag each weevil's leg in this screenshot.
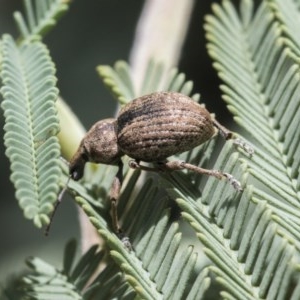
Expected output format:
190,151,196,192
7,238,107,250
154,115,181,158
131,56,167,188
128,159,161,172
159,160,243,191
212,119,233,140
44,176,71,236
109,160,132,250
213,119,254,155
109,162,122,233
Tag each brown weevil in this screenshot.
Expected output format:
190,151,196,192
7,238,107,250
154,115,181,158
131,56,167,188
47,92,253,246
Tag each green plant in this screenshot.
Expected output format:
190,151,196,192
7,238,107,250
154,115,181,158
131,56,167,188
1,0,300,299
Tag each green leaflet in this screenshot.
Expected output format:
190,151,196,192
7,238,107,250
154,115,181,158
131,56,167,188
97,61,136,104
0,34,61,228
160,141,298,299
268,0,300,57
14,0,70,41
44,162,212,299
97,60,200,105
2,238,210,300
206,0,300,241
75,179,210,300
12,240,121,300
204,0,300,298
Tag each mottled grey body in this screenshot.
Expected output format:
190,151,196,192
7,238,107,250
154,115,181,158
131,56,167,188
117,92,215,162
70,92,216,177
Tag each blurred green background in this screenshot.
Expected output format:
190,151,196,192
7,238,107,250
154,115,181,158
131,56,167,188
0,0,226,282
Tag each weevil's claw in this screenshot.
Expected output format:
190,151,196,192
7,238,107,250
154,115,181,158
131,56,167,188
128,160,139,169
224,173,243,192
233,138,254,156
121,236,133,251
117,231,133,251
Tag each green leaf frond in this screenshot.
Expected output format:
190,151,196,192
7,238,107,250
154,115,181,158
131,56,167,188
0,34,61,228
8,239,125,300
2,238,210,300
97,61,136,105
165,142,298,299
97,59,200,105
13,0,70,42
206,1,300,247
74,175,211,299
203,0,300,297
267,0,300,57
49,156,210,299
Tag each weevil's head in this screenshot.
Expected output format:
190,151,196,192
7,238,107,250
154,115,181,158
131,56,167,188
69,118,123,181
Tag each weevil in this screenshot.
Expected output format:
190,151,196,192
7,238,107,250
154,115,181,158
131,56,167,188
46,92,253,246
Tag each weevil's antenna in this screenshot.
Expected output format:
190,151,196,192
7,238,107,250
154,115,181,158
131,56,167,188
44,176,71,236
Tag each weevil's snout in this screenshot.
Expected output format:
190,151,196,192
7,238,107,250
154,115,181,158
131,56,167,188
69,150,87,181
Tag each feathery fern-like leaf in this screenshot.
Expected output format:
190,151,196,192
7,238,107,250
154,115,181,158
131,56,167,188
2,236,210,300
75,177,210,299
13,0,70,41
203,0,300,298
97,60,200,104
0,34,61,227
97,61,136,104
11,240,112,300
206,0,300,244
267,0,300,57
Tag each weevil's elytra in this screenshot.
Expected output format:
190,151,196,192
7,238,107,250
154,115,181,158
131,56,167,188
117,92,215,162
60,91,253,249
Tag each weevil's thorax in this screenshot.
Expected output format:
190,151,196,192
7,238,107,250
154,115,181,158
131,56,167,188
83,118,123,165
116,92,216,162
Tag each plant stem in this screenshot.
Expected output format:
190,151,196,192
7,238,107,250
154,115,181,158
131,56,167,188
129,0,195,92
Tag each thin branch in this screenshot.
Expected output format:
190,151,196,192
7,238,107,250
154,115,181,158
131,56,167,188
129,0,195,93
